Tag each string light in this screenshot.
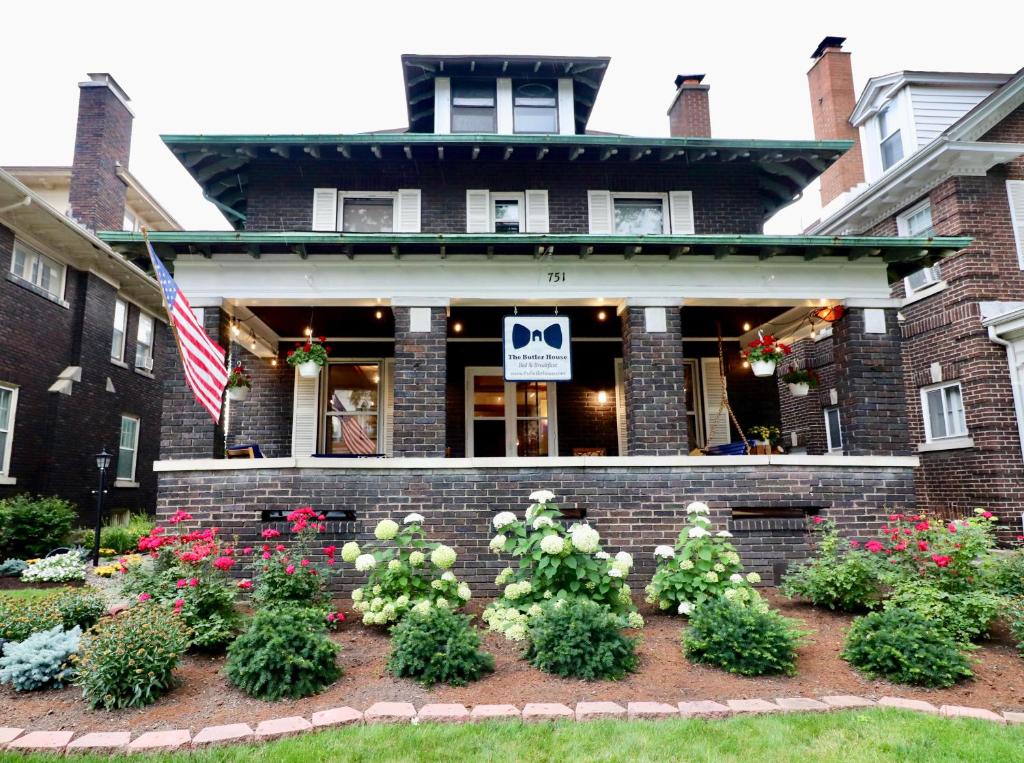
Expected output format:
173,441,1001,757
453,321,463,333
597,310,607,321
230,322,240,337
742,322,751,332
304,326,312,336
597,390,608,404
271,358,278,366
375,310,383,319
742,361,750,369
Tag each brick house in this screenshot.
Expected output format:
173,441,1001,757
786,37,1024,534
0,73,178,519
102,54,967,589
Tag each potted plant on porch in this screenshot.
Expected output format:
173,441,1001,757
742,334,791,377
780,366,820,397
226,364,252,402
287,337,330,378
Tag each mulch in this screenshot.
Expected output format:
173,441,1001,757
2,590,1023,733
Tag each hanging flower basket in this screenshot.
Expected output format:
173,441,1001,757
226,364,252,402
742,334,791,378
787,382,810,397
780,365,821,398
287,337,331,378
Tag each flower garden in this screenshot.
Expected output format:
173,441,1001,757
2,492,1024,750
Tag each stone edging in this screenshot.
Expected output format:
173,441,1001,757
1,696,1019,753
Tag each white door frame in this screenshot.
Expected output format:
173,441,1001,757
465,366,558,457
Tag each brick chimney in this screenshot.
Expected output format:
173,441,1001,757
69,73,134,232
807,37,864,207
668,74,711,137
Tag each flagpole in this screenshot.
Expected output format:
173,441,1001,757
143,228,224,425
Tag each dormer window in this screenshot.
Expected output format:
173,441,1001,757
878,102,904,171
451,80,496,133
513,81,558,134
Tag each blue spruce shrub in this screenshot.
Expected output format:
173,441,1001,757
0,559,28,577
0,625,81,691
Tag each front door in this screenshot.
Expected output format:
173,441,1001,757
465,367,558,457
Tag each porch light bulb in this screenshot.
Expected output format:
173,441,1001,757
271,359,278,366
230,323,240,336
453,322,463,333
742,322,751,332
250,341,256,350
373,375,380,383
597,310,607,321
304,327,312,336
597,390,608,404
742,361,750,368
375,310,383,319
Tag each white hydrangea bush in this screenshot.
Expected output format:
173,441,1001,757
342,516,469,626
482,490,642,641
645,501,762,616
20,551,86,583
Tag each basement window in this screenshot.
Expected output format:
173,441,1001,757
261,508,357,522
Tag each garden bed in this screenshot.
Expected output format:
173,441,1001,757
0,577,83,591
2,590,1023,734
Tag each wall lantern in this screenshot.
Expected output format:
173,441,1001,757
813,304,845,323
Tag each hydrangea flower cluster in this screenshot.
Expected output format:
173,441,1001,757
483,490,642,641
343,516,470,626
645,501,761,616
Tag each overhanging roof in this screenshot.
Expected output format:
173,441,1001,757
99,230,970,281
401,54,610,134
162,133,853,229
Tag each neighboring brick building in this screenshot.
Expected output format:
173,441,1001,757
0,73,179,520
101,53,967,588
791,38,1024,532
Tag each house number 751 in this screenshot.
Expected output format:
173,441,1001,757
546,272,566,283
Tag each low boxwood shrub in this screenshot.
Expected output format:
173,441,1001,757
525,597,639,681
842,608,973,688
682,597,804,677
0,494,76,559
0,559,28,577
225,603,341,700
0,625,81,691
388,605,494,686
884,582,1003,644
74,603,191,709
780,521,882,612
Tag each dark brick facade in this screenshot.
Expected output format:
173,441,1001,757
392,307,447,457
777,335,835,455
157,462,915,592
0,222,168,518
224,347,292,458
621,306,688,454
243,159,765,235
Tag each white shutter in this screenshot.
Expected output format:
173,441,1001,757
291,368,320,457
496,78,513,133
1007,180,1024,269
395,189,421,232
614,358,627,456
587,190,613,234
700,356,731,446
525,190,549,233
311,188,338,231
669,191,695,234
381,358,395,456
466,189,491,232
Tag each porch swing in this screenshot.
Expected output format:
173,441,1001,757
699,324,751,456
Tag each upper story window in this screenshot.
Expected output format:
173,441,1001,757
451,80,497,133
878,102,904,171
10,239,66,302
135,313,155,372
111,299,128,362
897,201,933,237
613,195,668,235
340,194,395,233
123,209,140,232
513,81,558,134
921,381,967,442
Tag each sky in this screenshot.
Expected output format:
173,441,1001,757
2,0,1020,234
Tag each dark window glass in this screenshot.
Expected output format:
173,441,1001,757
452,80,496,133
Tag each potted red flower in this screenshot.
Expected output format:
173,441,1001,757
226,364,252,402
742,334,791,377
780,366,820,397
287,336,330,378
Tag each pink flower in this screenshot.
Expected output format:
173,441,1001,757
850,540,861,549
326,612,335,622
275,544,286,552
188,578,199,587
915,521,930,532
173,598,185,612
262,551,271,560
300,559,310,567
894,541,907,552
237,579,253,590
323,545,337,556
948,523,958,534
918,540,929,552
168,510,193,525
243,547,252,555
261,528,281,539
285,564,296,575
176,578,187,588
138,593,151,602
812,516,825,524
982,511,993,519
213,556,235,571
865,540,884,553
931,554,952,568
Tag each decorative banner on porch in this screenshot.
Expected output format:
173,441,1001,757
502,315,572,381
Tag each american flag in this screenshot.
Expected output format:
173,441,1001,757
147,240,229,422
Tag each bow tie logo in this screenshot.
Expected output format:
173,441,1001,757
511,322,563,350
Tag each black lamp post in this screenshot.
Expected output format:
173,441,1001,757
92,449,112,566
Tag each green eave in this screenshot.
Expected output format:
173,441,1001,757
161,133,854,230
99,231,970,281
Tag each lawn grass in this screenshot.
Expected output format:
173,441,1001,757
2,709,1021,763
0,587,61,601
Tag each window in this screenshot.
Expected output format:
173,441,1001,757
878,102,904,171
451,79,497,133
492,193,524,233
513,81,558,134
324,362,380,455
340,196,394,233
682,359,704,453
0,384,17,477
9,240,66,301
824,407,843,452
465,367,557,457
1007,180,1024,270
116,415,139,482
897,201,934,237
921,381,968,441
135,313,155,371
111,299,128,362
612,195,668,234
123,209,140,232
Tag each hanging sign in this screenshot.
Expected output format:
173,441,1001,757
502,315,572,381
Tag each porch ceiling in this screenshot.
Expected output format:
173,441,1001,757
99,231,972,280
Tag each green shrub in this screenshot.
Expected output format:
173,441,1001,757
842,608,973,688
0,495,76,559
1008,598,1024,658
100,513,155,554
981,550,1024,599
781,523,881,611
0,559,28,577
525,597,639,681
388,605,494,686
0,625,81,691
884,582,1003,644
225,603,341,700
53,588,106,631
682,597,804,677
74,603,191,709
0,588,104,645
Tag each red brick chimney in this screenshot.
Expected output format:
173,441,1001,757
69,73,134,232
668,74,711,137
807,37,864,207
